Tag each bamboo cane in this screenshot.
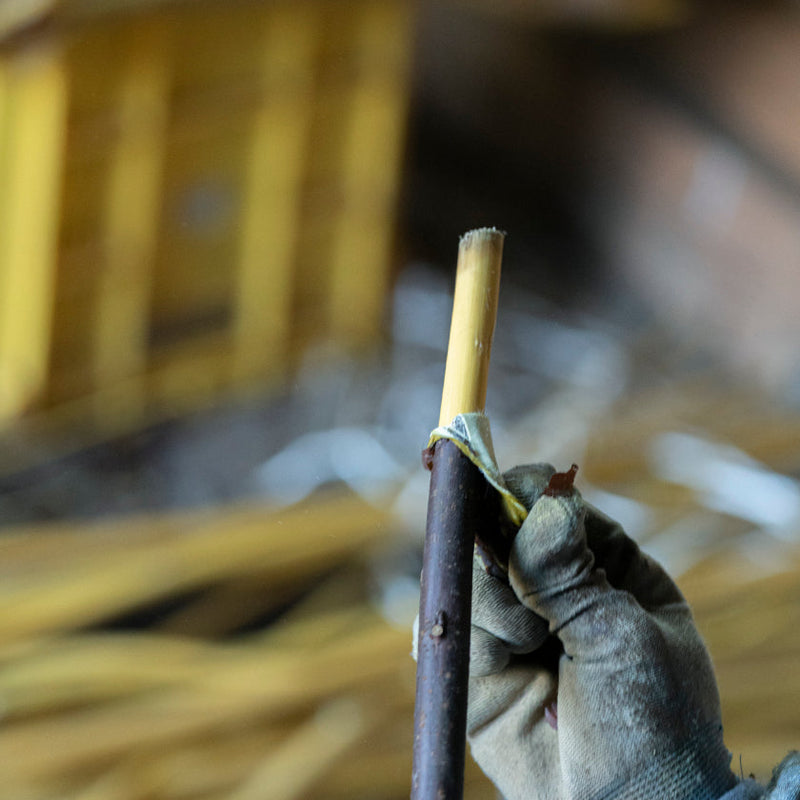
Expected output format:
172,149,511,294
412,228,504,800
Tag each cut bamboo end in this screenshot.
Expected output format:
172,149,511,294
438,227,505,427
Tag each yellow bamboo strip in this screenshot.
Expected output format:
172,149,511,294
321,751,413,800
144,331,234,416
438,228,505,426
91,18,171,431
0,551,795,796
0,494,389,644
156,573,300,637
251,563,370,639
223,697,372,800
0,608,393,714
72,723,288,800
682,552,800,613
231,4,319,385
715,653,800,708
0,621,409,782
0,607,379,715
0,632,216,714
0,45,66,421
70,697,411,800
0,494,384,577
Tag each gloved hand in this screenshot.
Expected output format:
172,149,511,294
468,463,744,800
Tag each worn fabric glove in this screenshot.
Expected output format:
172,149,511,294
469,463,747,800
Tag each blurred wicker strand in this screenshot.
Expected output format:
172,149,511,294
224,696,380,800
0,615,407,782
0,493,388,645
72,724,288,800
0,607,384,716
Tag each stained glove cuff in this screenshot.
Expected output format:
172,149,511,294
717,750,800,800
764,752,800,800
718,780,767,800
590,720,736,800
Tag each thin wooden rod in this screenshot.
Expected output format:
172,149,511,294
412,439,491,800
413,228,505,800
438,228,504,426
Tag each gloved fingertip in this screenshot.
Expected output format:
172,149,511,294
503,463,556,510
519,492,584,542
509,493,588,603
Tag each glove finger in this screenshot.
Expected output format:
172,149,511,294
502,463,556,510
509,490,664,660
472,560,549,654
509,490,702,670
583,504,685,611
509,491,592,610
505,462,684,613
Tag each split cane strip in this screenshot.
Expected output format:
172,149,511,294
412,228,505,800
438,229,504,427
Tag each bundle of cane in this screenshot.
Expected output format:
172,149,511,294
0,495,438,800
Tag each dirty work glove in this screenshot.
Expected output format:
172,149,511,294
468,463,750,800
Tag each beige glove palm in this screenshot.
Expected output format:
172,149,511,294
468,464,740,800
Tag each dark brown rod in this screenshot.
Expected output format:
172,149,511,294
411,437,489,799
411,228,504,800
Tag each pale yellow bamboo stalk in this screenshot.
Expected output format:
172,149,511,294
0,608,389,713
71,696,412,800
322,751,413,799
250,563,370,642
438,228,505,426
0,495,389,644
681,552,800,611
73,724,288,800
223,697,371,800
0,621,408,781
157,558,368,638
156,573,301,637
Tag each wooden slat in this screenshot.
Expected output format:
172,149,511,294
91,17,171,431
0,45,66,420
327,1,413,347
231,4,320,385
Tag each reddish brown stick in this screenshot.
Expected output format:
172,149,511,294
411,228,504,800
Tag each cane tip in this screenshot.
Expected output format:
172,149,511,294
459,227,506,248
